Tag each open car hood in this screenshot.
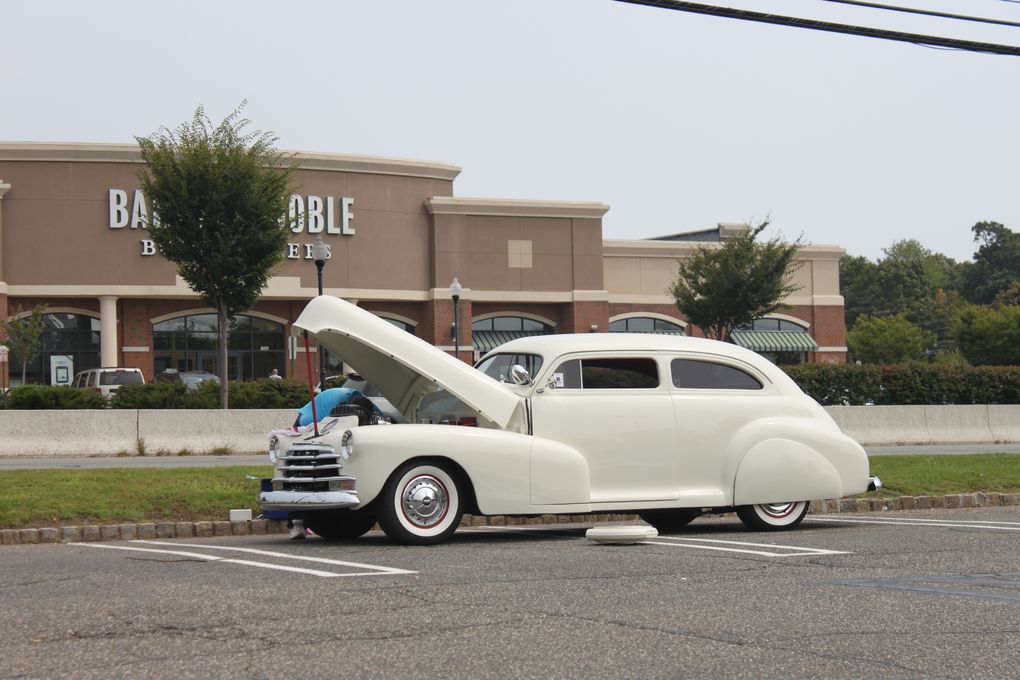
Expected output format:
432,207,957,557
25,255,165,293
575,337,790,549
293,296,521,429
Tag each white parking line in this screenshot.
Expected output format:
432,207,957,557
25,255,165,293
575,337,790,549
646,536,848,557
78,541,416,578
808,516,1020,532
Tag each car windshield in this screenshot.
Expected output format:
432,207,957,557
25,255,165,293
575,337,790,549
100,370,143,386
341,376,382,397
475,353,544,384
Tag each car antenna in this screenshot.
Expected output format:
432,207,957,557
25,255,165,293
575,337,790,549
302,330,319,437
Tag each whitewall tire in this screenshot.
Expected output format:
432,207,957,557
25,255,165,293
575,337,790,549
736,501,809,531
378,462,464,545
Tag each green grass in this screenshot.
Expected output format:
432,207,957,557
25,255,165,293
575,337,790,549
867,453,1020,497
0,466,272,529
1,454,1018,529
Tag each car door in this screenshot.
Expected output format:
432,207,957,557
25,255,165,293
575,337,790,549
529,353,678,504
668,355,774,507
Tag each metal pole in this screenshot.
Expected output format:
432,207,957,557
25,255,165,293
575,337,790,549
453,295,460,361
315,261,327,389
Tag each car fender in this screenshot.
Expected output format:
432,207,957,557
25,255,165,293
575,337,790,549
529,436,590,506
342,425,539,515
727,418,869,505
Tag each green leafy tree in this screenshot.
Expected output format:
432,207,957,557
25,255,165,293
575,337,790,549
961,221,1020,305
668,222,802,341
841,239,962,329
1,304,48,385
136,104,295,407
952,304,1020,366
846,314,935,364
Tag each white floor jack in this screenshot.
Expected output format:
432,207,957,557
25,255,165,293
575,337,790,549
585,525,658,545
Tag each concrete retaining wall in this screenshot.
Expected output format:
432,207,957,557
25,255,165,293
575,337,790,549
1,405,1019,457
825,405,1020,445
0,409,294,457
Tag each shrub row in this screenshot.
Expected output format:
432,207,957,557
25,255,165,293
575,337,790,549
784,363,1020,406
0,378,315,410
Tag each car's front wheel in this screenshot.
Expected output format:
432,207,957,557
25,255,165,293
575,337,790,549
377,461,464,545
303,509,378,540
736,501,809,531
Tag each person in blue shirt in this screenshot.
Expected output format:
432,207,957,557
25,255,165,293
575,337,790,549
293,387,364,428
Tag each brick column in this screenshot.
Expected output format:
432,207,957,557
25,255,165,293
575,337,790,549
0,181,10,389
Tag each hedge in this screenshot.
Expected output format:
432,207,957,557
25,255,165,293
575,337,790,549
2,378,314,410
6,366,1020,409
784,364,1020,406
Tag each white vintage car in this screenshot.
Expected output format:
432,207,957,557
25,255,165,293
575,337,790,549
260,296,879,545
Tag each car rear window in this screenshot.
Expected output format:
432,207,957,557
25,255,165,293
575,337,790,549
671,359,762,390
100,370,144,386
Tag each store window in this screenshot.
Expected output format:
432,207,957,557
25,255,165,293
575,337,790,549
472,316,552,332
608,317,685,333
11,313,101,386
152,313,285,381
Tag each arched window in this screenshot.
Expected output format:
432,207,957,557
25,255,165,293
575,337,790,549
471,316,553,355
608,317,685,334
471,316,552,333
12,312,100,386
152,313,285,381
737,318,809,332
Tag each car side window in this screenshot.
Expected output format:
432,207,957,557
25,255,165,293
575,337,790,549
671,359,762,390
551,358,659,389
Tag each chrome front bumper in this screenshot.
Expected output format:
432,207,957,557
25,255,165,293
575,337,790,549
868,475,883,492
258,489,360,511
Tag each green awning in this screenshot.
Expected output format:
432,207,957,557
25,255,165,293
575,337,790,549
472,330,549,353
730,329,818,352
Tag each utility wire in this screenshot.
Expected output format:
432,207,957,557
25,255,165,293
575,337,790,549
613,0,1020,55
817,0,1020,29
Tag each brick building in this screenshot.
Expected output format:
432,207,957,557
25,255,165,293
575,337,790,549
0,143,846,387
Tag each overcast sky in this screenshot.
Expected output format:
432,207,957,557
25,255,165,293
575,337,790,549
3,0,1018,262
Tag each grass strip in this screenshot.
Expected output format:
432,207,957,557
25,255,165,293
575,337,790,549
0,466,272,529
867,453,1020,497
1,455,1018,529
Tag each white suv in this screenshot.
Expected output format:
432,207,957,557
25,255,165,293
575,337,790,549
72,367,145,398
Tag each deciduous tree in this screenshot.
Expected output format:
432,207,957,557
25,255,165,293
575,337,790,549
136,103,294,407
846,314,935,364
1,304,48,385
669,222,802,341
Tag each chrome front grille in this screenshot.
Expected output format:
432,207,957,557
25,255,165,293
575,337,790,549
273,442,344,492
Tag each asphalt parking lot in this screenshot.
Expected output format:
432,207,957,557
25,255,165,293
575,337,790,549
4,507,1020,679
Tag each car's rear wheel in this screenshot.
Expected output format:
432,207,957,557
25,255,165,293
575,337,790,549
639,508,700,533
377,461,464,545
303,509,377,540
736,501,809,531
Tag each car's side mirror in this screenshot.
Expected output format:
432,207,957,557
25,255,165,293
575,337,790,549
510,364,532,385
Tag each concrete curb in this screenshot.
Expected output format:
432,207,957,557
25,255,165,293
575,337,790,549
3,493,1019,546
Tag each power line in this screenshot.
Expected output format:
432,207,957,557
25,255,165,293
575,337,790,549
613,0,1020,55
817,0,1020,29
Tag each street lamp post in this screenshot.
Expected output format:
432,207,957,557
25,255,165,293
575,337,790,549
312,236,329,389
450,278,462,361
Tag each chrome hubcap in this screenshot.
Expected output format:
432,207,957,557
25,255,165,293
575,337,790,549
760,502,798,518
401,474,449,528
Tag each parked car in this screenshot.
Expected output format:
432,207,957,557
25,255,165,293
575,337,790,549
260,297,879,545
154,369,219,391
72,367,145,398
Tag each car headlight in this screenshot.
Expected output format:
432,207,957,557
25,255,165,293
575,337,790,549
339,430,354,460
268,435,279,463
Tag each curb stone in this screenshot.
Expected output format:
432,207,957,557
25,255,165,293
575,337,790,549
3,494,1020,546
